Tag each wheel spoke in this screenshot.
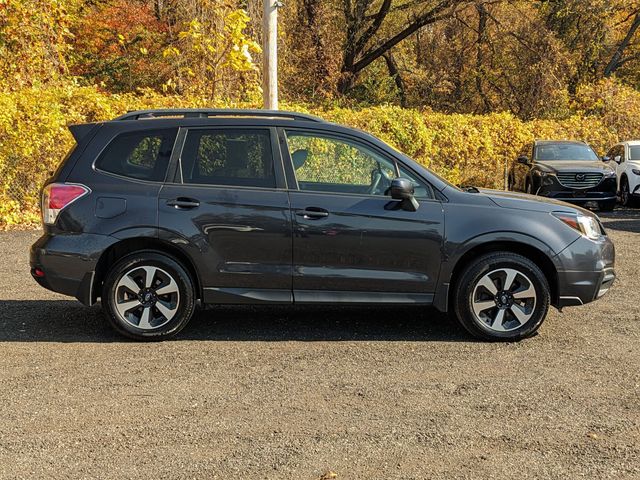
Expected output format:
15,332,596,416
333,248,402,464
513,285,535,299
492,309,506,331
477,275,498,295
143,266,157,288
156,278,178,296
115,299,141,317
473,300,496,316
155,300,177,321
503,269,517,292
510,303,532,324
138,306,152,329
119,274,140,294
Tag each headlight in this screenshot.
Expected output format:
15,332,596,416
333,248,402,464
603,169,616,177
632,168,640,176
552,212,603,240
534,170,550,177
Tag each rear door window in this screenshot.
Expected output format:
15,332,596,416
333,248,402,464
180,129,276,188
96,129,176,182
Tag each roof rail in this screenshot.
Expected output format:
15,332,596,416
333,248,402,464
114,109,324,123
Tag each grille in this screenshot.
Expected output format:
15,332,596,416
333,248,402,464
556,172,603,189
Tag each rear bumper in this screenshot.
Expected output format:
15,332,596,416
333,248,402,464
30,232,116,305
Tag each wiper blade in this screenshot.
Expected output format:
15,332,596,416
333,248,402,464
462,186,480,193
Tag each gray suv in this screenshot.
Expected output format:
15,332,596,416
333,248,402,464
30,109,615,341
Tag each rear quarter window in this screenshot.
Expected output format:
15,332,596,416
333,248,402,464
95,129,176,182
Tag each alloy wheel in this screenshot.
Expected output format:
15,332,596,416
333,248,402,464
471,268,537,332
114,266,180,330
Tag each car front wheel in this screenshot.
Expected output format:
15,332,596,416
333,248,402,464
620,177,637,207
102,251,196,340
453,252,550,341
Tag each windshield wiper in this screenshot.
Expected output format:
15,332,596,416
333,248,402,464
462,186,480,193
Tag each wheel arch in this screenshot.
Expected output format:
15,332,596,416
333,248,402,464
443,239,559,311
92,237,201,304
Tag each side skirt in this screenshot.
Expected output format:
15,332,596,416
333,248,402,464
203,288,435,305
294,290,433,305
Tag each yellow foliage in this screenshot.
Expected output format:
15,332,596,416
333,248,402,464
2,81,639,227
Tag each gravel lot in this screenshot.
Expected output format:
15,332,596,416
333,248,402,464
0,210,639,479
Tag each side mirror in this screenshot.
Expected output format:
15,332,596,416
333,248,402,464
614,155,622,164
517,155,529,165
390,178,419,212
601,155,611,162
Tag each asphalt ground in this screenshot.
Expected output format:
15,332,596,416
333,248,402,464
0,209,638,479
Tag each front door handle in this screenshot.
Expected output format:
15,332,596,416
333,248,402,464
296,207,329,219
166,197,200,209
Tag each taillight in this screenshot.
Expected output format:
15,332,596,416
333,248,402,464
42,183,90,225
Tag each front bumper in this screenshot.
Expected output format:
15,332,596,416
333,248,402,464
553,234,615,308
536,175,616,205
556,267,615,307
30,232,117,305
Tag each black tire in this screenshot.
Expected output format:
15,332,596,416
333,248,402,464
453,252,550,342
599,199,616,212
620,177,637,207
102,251,196,340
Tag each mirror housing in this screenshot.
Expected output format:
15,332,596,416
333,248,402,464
614,155,622,164
390,178,419,212
517,155,529,165
601,155,611,162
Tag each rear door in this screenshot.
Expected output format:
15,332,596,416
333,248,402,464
158,126,293,304
280,128,444,303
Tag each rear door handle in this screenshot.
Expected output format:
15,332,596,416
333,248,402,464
296,207,329,219
166,197,200,209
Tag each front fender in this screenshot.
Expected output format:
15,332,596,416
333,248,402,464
433,231,567,312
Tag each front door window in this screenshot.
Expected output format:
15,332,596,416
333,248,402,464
285,131,398,196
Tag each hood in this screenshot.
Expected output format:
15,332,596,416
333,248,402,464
536,160,615,174
478,188,593,215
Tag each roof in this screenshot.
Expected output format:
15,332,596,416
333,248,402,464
113,109,325,123
622,140,640,146
534,140,588,146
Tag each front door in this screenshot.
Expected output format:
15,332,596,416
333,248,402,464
281,129,444,303
159,126,293,304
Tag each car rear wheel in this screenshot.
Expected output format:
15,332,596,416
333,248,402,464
102,251,196,340
453,252,550,341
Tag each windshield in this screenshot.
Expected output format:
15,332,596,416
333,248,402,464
534,144,599,161
629,146,640,161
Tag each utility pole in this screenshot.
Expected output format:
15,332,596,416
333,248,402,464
262,0,279,110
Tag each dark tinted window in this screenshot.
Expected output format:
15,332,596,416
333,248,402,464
96,129,175,181
181,129,275,188
534,143,599,161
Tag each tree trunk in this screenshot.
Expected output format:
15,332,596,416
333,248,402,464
475,2,492,112
383,52,406,107
604,13,640,77
338,0,457,94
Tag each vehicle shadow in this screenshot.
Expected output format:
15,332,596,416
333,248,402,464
0,300,469,343
599,208,640,233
